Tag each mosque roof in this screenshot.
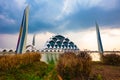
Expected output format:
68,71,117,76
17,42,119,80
45,35,79,50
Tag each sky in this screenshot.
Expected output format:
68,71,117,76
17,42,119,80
0,0,120,51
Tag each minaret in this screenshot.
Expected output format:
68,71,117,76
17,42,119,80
32,34,36,50
16,6,29,54
32,34,36,47
96,22,104,54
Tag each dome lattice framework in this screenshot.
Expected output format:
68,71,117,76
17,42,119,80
42,35,79,52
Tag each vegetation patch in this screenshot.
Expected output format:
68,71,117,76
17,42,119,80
57,52,92,80
0,52,120,80
0,52,41,71
102,53,120,66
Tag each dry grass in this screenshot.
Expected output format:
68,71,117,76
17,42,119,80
91,62,120,80
102,53,120,66
0,52,41,71
57,52,92,80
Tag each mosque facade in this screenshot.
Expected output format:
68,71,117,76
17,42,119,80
16,6,103,54
41,35,79,52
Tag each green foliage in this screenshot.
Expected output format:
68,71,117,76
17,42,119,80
56,52,92,80
43,68,59,80
0,52,60,80
19,74,41,80
1,52,120,80
102,53,120,66
0,61,48,80
93,74,103,80
6,73,42,80
97,74,102,80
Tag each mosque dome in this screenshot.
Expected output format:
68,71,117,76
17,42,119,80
43,35,79,52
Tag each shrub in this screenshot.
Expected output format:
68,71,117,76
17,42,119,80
102,53,120,66
56,52,92,80
77,51,92,79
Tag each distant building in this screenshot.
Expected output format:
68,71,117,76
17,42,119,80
42,35,79,52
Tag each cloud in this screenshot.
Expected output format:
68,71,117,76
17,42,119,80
77,0,118,10
27,32,54,50
56,0,77,20
14,0,28,9
0,0,27,12
1,28,120,51
97,0,118,10
0,0,29,34
0,0,120,34
57,0,119,20
0,34,18,50
29,0,62,23
61,0,77,15
57,20,70,30
0,32,55,51
0,14,15,24
65,27,120,51
0,0,120,52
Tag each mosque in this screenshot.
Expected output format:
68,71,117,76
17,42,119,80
41,35,79,52
16,6,103,54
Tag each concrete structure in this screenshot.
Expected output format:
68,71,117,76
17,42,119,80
96,22,104,54
16,6,29,54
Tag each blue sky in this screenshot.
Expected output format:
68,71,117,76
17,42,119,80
0,0,120,34
0,0,120,50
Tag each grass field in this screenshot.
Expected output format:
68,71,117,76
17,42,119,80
0,52,120,80
91,62,120,80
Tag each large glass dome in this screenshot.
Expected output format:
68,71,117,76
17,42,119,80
42,35,79,52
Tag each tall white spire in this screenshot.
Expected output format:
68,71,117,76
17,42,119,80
96,22,104,54
32,34,36,46
16,5,29,54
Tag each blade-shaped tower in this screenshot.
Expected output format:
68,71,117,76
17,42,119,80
96,22,104,54
32,34,36,47
16,6,29,54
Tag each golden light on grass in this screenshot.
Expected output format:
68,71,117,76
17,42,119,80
0,52,41,71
